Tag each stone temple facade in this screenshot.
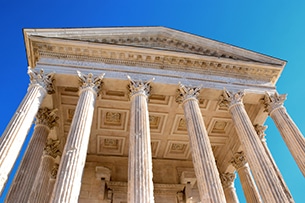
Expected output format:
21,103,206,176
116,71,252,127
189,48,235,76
0,27,304,203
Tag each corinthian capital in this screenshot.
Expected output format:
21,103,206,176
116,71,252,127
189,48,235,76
28,68,55,94
77,71,105,95
176,83,201,104
219,89,244,108
35,108,58,129
254,124,268,142
127,75,154,98
220,172,236,188
43,139,61,158
263,92,286,114
231,151,247,169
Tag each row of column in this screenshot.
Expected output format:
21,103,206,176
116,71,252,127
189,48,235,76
0,69,304,202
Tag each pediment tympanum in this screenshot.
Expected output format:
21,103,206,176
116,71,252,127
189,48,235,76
23,27,285,85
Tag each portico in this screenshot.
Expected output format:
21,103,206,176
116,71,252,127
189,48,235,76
0,27,303,202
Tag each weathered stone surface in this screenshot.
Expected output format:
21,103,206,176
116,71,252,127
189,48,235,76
127,76,154,203
28,139,61,203
220,172,239,203
5,108,58,203
231,151,262,203
222,90,289,202
264,93,305,178
254,124,294,202
0,69,53,194
177,83,226,203
50,72,103,203
2,27,301,202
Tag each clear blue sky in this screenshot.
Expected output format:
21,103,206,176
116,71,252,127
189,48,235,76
0,1,305,202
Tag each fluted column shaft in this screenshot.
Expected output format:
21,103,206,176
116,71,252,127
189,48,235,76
222,91,288,202
30,155,55,202
127,76,154,203
5,108,57,202
0,69,53,194
255,125,294,202
264,93,305,177
47,164,59,201
28,139,60,203
220,172,239,203
50,72,104,203
177,84,226,203
231,152,262,203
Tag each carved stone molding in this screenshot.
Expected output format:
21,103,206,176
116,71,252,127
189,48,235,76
263,92,286,115
127,75,154,98
220,172,235,188
63,34,252,62
50,163,59,179
219,89,244,109
35,107,59,129
77,71,104,95
30,39,282,83
231,151,247,169
176,83,200,104
28,68,55,94
254,124,268,142
43,139,61,158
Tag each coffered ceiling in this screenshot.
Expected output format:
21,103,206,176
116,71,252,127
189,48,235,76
55,77,266,173
25,27,283,174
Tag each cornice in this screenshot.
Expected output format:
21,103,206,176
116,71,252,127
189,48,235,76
28,36,283,84
23,27,286,65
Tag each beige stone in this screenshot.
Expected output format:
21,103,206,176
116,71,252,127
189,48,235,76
0,69,54,194
50,72,104,203
28,139,61,203
220,172,239,203
264,93,305,177
231,151,262,203
5,108,58,202
0,27,300,202
177,84,226,202
254,124,294,202
222,90,289,202
127,76,155,203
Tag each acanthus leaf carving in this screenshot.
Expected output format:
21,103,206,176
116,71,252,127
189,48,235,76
231,151,247,169
220,172,236,188
28,68,55,94
127,75,154,98
43,138,61,158
254,124,268,142
35,107,59,129
176,83,201,104
219,89,244,109
263,92,286,114
77,71,105,95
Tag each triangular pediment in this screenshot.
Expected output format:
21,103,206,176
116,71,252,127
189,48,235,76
23,27,285,66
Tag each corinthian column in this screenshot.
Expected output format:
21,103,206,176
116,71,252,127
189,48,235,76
28,139,61,203
127,76,154,203
254,124,294,202
264,92,305,177
6,108,58,202
220,172,239,203
176,84,226,203
221,90,289,202
231,151,262,203
0,69,54,194
50,72,104,203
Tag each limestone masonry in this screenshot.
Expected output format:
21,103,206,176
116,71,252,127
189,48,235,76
1,27,304,202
